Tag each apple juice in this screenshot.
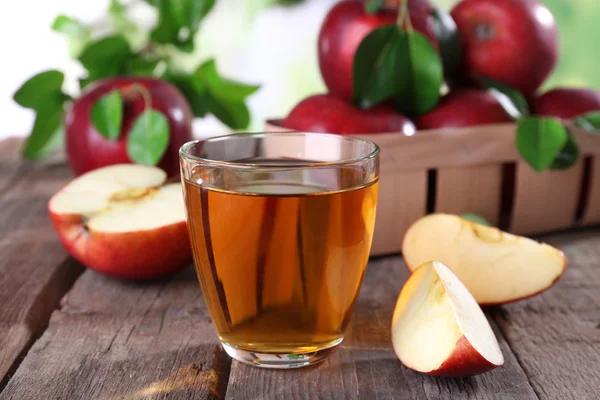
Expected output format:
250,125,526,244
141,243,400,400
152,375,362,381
183,175,378,354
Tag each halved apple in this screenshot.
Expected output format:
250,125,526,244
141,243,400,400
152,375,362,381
392,261,504,377
402,214,567,305
48,164,191,280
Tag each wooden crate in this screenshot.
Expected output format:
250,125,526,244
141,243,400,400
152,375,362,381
266,120,600,256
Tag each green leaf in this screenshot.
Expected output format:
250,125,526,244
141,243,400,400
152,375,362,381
124,54,165,76
431,8,462,83
166,72,211,117
477,76,529,120
23,101,65,159
150,0,215,52
52,15,90,57
208,96,250,130
365,0,384,14
574,111,600,133
14,70,65,110
193,59,260,101
516,117,569,172
461,213,492,227
79,35,131,80
127,110,170,166
550,130,579,170
91,91,123,140
353,26,443,115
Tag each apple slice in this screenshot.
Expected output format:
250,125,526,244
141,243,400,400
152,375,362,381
392,261,504,377
49,164,191,280
402,214,567,305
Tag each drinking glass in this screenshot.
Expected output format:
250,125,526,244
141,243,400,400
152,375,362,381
180,132,379,368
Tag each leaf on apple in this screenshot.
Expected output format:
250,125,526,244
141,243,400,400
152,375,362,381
353,26,443,116
91,91,123,141
431,7,462,83
516,116,577,172
364,0,385,14
127,110,170,166
477,76,530,120
574,111,600,133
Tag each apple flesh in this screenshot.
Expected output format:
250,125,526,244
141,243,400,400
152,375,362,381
451,0,559,95
532,88,600,119
66,77,193,178
417,89,512,129
392,261,504,377
402,214,567,305
281,94,416,135
318,0,437,101
48,164,192,280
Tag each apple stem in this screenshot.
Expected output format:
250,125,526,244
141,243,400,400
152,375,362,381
130,83,153,112
397,0,413,33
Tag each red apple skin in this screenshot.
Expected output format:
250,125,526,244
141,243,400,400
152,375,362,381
282,94,416,135
451,0,559,95
532,88,600,119
318,0,438,101
417,89,512,129
427,335,500,377
66,77,193,178
49,211,192,280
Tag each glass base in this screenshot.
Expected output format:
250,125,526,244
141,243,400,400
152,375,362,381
221,338,343,369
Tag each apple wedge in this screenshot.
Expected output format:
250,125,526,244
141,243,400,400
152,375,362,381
392,261,504,377
402,214,567,305
48,164,191,280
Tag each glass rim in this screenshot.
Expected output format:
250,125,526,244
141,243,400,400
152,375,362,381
179,131,380,169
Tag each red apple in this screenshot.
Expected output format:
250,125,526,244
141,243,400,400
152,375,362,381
48,164,192,280
281,94,416,135
451,0,559,95
532,88,600,119
417,89,512,129
318,0,438,101
66,77,193,178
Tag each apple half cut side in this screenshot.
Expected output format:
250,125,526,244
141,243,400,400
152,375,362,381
402,214,567,306
48,164,192,280
392,261,504,377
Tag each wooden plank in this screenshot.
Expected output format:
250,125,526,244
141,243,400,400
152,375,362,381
581,156,600,225
511,161,583,235
1,268,230,400
436,165,502,226
371,170,426,255
492,229,600,400
225,257,538,400
0,142,83,386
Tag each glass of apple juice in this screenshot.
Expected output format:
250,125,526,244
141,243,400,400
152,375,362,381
179,132,379,368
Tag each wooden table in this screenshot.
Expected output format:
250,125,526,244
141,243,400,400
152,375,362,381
1,138,599,400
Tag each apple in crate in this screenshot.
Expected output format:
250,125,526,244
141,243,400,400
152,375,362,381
418,89,512,129
533,88,600,119
281,94,416,135
66,77,193,177
318,0,437,101
451,0,558,95
402,214,567,305
48,164,191,280
392,261,504,377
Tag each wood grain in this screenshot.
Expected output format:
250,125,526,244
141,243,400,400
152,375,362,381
225,257,538,400
511,162,583,235
1,268,230,400
436,165,502,226
493,230,600,400
0,140,83,386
